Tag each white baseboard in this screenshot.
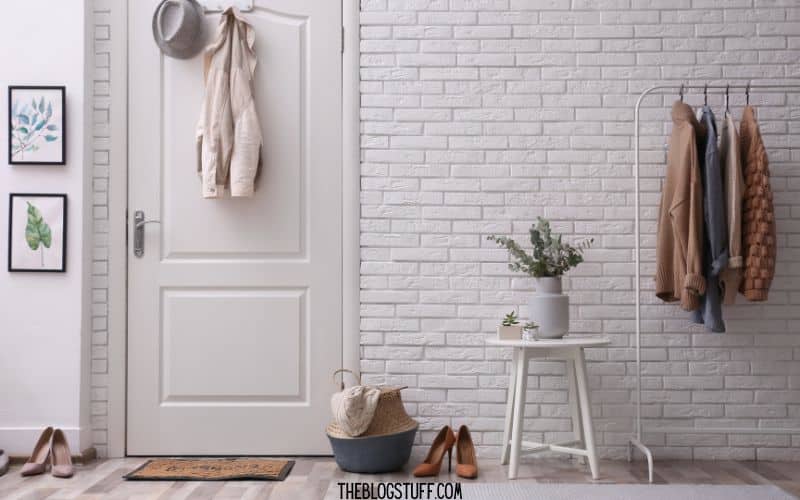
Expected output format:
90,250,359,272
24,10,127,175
0,427,84,456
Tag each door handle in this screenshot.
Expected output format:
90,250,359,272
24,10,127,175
133,210,161,257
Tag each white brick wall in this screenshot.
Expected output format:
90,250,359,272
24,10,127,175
86,0,799,460
90,0,112,458
359,0,800,460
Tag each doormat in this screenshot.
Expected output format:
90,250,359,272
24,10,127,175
124,458,294,481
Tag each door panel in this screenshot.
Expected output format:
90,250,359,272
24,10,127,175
160,11,307,259
161,289,304,401
127,0,342,455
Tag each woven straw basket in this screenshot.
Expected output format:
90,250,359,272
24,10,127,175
327,386,417,438
326,373,418,473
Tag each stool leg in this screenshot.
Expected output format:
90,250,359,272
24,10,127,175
501,348,519,465
574,347,599,479
566,357,586,465
509,350,528,479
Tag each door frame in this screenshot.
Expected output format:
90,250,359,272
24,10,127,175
104,0,360,457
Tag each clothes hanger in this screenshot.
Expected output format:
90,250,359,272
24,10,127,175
746,81,750,106
725,84,730,113
679,83,684,102
703,84,708,106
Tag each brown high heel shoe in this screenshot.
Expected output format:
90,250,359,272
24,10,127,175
455,425,478,479
21,427,53,476
50,429,74,478
413,426,456,477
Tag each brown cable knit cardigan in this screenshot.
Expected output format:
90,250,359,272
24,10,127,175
739,105,776,301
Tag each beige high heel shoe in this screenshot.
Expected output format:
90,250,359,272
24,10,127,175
21,427,53,476
50,429,74,478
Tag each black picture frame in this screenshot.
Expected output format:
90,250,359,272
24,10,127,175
8,193,67,273
8,86,66,165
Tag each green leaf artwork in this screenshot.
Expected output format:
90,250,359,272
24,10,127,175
25,202,52,268
10,94,60,161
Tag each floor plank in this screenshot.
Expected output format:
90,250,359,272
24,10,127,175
0,457,797,499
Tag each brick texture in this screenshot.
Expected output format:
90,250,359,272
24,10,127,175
90,0,112,457
88,0,800,460
359,0,800,460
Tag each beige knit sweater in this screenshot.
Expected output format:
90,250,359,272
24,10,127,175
655,101,706,311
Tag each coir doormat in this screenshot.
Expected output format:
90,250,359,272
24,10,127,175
124,458,294,481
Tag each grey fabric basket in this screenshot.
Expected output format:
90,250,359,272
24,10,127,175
327,425,417,473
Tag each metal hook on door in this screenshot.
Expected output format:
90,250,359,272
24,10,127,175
679,83,684,102
746,81,751,105
703,84,708,106
201,0,254,13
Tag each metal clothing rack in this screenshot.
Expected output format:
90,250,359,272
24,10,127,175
630,82,800,483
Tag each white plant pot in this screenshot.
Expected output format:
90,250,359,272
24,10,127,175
497,324,523,340
527,277,569,339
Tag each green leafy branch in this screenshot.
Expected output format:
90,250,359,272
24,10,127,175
488,217,594,278
11,96,59,160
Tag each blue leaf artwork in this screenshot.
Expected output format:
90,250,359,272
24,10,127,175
10,92,61,162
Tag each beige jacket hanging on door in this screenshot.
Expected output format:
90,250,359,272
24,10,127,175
196,8,262,198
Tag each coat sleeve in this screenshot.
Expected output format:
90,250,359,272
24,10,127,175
726,123,744,268
227,20,262,197
682,141,707,303
705,133,729,276
197,17,234,199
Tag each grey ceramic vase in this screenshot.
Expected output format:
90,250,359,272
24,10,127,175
528,276,569,338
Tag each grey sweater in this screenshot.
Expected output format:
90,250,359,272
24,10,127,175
691,106,729,332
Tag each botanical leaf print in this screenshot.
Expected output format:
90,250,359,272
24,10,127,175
25,202,52,267
10,95,60,160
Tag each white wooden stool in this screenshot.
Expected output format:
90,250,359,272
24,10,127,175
486,337,611,480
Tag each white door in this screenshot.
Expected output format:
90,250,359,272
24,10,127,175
127,0,342,455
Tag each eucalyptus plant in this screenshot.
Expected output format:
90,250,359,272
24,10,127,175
488,217,593,278
10,96,60,160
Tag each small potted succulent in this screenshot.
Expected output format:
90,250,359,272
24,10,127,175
489,217,593,338
522,321,539,341
497,311,522,340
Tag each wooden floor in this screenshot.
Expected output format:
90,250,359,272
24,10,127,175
0,457,798,499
